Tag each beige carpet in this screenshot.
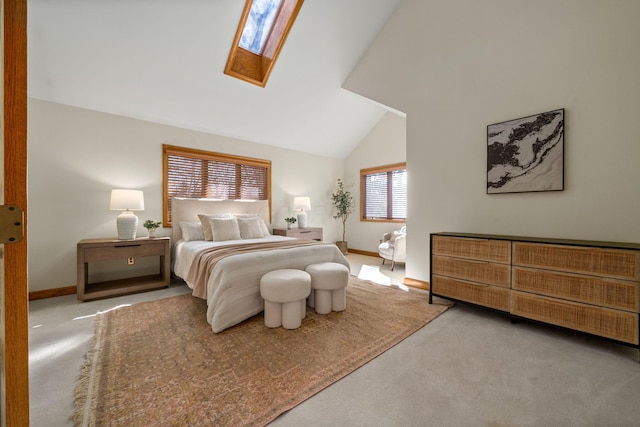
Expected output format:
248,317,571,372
73,277,451,426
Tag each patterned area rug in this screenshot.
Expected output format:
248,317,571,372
73,277,451,426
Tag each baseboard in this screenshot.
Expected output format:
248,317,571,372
29,286,76,301
27,255,423,299
346,248,380,258
403,277,429,291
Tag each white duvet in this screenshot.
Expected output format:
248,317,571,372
173,235,350,332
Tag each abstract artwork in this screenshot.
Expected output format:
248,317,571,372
487,109,564,194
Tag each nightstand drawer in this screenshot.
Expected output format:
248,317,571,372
84,242,165,262
273,227,323,241
287,229,321,240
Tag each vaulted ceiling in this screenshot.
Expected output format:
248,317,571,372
27,0,402,158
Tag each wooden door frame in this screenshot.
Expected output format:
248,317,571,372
2,0,30,425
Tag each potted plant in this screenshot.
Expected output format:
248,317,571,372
331,179,354,254
284,216,297,230
143,219,162,238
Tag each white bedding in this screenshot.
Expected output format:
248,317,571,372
173,235,293,283
174,236,350,332
170,198,350,332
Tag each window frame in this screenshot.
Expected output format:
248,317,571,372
360,162,407,223
162,144,272,226
224,0,304,87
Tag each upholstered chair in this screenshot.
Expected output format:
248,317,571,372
378,226,406,271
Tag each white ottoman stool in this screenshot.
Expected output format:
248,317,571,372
260,269,311,329
305,262,350,315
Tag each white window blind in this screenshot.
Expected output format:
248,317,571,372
361,164,407,221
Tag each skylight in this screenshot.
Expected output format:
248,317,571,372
225,0,304,87
239,0,283,55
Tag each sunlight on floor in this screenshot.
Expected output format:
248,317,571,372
73,303,132,321
29,336,88,364
357,264,409,291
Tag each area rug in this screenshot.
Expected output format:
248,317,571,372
73,277,451,427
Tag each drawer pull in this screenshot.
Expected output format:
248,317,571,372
115,244,142,248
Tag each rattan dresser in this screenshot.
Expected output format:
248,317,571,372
430,232,640,348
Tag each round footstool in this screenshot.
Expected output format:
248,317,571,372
260,269,311,329
305,262,350,315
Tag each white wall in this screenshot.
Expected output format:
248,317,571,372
345,0,640,282
27,100,345,292
343,111,406,253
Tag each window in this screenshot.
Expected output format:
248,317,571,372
239,0,283,54
163,144,271,226
360,163,407,222
225,0,304,87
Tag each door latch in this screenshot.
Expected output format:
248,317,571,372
0,205,25,244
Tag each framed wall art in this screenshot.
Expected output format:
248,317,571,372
487,108,564,194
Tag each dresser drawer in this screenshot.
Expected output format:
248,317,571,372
512,242,640,280
432,255,511,288
432,275,510,311
513,267,640,312
432,236,511,264
511,290,639,345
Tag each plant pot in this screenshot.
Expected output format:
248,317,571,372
335,241,348,255
147,229,157,238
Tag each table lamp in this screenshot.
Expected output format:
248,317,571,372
293,196,311,229
110,189,144,240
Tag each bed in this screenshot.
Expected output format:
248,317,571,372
171,198,350,332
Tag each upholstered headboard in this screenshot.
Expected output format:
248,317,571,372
171,198,271,242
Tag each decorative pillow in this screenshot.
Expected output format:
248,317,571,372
209,217,241,242
198,214,231,241
237,217,265,239
179,221,204,242
232,214,271,236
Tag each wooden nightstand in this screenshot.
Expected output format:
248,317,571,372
77,237,170,301
273,227,323,241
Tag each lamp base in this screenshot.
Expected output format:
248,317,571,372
116,211,139,240
297,212,308,229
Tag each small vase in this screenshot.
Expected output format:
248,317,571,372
286,223,291,230
148,229,156,238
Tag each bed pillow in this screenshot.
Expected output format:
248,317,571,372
198,214,231,241
209,217,241,241
237,217,265,239
179,221,205,241
232,214,271,236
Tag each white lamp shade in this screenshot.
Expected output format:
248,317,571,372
293,196,311,211
110,189,144,239
110,189,145,211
